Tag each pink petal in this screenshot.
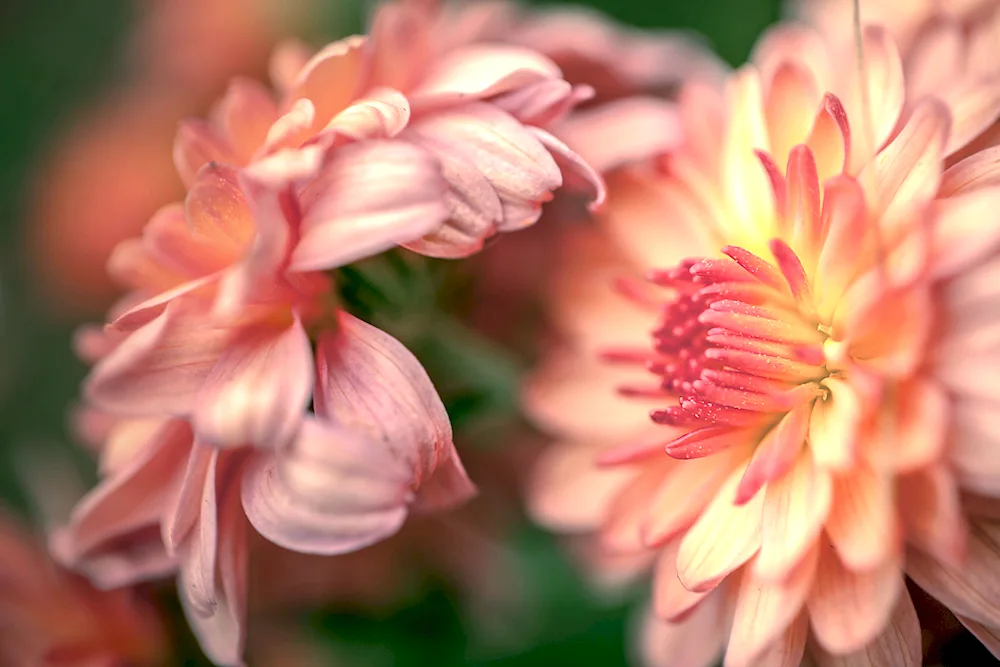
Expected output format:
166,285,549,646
193,319,313,449
288,36,367,130
179,458,248,667
806,94,850,183
138,203,233,280
241,417,412,555
652,540,712,621
49,524,177,591
754,449,831,581
214,78,279,163
367,1,432,92
940,145,1000,197
85,302,233,417
735,404,808,504
859,98,949,233
602,461,675,553
529,127,606,211
808,376,860,471
174,120,236,189
850,26,905,168
323,87,412,142
764,62,820,170
676,461,763,592
906,520,1000,628
492,79,592,128
315,312,474,508
812,592,921,667
750,614,808,667
292,139,448,271
725,546,817,667
527,440,634,533
185,163,257,260
898,464,967,567
943,76,1000,156
409,45,561,104
553,97,681,174
956,616,1000,659
638,597,726,667
807,543,903,655
269,40,312,96
402,102,561,239
163,441,215,555
179,448,220,619
931,186,1000,279
259,98,316,155
825,466,897,571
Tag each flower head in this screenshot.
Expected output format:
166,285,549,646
527,17,1000,667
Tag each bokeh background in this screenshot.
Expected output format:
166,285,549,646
12,0,977,665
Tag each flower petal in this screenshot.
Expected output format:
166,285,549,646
292,139,448,271
174,120,236,189
808,542,903,655
315,312,474,509
214,78,279,163
193,319,313,449
812,592,921,667
676,461,763,592
824,465,897,571
288,36,367,130
529,126,606,211
931,186,1000,279
638,596,726,667
808,376,860,471
940,145,1000,197
241,417,411,555
409,45,561,103
323,87,411,142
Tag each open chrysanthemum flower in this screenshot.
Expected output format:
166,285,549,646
526,19,1000,667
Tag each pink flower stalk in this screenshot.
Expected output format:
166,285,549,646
526,18,1000,667
0,509,165,667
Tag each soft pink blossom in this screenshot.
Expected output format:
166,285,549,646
0,509,165,667
525,18,1000,667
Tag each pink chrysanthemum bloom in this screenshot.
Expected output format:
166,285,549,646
526,18,1000,667
0,509,165,667
177,0,603,261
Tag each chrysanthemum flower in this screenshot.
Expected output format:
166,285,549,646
0,509,165,667
526,18,1000,667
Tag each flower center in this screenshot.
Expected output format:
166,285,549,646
611,239,834,461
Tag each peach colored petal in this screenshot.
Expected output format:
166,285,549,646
807,542,903,655
241,417,412,555
86,302,233,417
814,176,867,320
940,145,1000,196
57,419,191,570
409,44,561,104
898,464,967,567
322,87,411,142
812,592,921,667
193,319,311,450
643,446,749,549
751,24,832,96
523,351,661,441
138,203,233,280
751,613,808,667
288,36,368,130
943,76,1000,155
292,139,448,271
601,459,674,553
527,440,634,533
676,462,763,593
930,186,1000,279
864,378,948,473
637,596,726,667
162,441,214,556
906,520,1000,628
214,78,279,163
903,21,964,102
859,98,949,233
764,62,820,170
806,94,851,183
179,448,220,619
725,546,817,667
315,312,475,510
652,540,712,621
754,449,831,581
824,465,897,571
849,26,905,168
949,399,1000,495
185,163,256,260
678,81,726,174
259,97,316,155
736,404,809,504
174,120,237,189
809,376,860,471
554,97,681,173
269,40,312,96
110,271,221,333
48,525,176,591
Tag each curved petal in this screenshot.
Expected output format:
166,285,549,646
292,139,448,271
288,36,367,130
173,120,236,189
214,78,279,163
813,592,921,667
637,597,725,667
409,45,561,103
241,418,412,555
315,313,474,508
323,87,411,142
530,127,606,211
193,318,313,449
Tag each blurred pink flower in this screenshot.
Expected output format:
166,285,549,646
0,509,165,667
526,18,1000,667
27,0,318,318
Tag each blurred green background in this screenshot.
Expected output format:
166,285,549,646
0,0,792,665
